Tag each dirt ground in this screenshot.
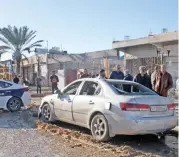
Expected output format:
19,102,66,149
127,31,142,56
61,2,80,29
31,97,178,157
0,97,177,157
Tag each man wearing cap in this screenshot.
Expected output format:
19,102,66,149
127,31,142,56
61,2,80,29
50,71,59,94
109,65,124,80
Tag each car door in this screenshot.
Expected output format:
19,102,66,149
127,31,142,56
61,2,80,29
72,81,104,126
0,81,13,107
53,80,83,122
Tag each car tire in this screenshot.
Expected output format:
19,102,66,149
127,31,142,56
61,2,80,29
7,97,22,112
41,103,54,123
90,113,110,142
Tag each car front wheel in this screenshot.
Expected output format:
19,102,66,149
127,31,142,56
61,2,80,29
41,103,54,123
90,114,110,142
7,97,22,112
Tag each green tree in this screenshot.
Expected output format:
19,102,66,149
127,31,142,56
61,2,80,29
0,25,43,74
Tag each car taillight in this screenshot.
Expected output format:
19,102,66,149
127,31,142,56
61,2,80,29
24,87,29,92
120,103,150,111
167,104,175,110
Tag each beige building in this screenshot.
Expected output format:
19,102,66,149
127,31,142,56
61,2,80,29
21,49,123,86
112,31,178,86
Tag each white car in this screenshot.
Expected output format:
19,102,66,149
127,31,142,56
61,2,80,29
0,79,31,112
38,78,177,141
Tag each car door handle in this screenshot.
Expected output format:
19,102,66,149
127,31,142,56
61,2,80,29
89,101,94,104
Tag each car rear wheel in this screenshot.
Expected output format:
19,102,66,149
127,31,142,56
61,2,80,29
41,103,54,123
7,97,22,112
90,114,110,142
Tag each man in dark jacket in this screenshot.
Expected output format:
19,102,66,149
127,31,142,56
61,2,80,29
146,69,152,90
13,75,19,84
50,71,59,94
36,77,42,94
123,70,133,92
133,66,150,91
109,65,124,80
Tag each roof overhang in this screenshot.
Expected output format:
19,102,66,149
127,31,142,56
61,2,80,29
112,31,178,49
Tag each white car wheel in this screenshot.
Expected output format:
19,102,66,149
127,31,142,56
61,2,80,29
7,97,22,112
41,103,54,122
91,114,110,142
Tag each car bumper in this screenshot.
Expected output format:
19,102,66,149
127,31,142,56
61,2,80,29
105,114,178,136
22,92,31,107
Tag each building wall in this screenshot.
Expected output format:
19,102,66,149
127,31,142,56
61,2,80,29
112,31,178,49
125,44,178,59
124,44,178,87
165,56,178,87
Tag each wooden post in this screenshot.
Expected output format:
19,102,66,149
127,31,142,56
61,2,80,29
103,57,110,78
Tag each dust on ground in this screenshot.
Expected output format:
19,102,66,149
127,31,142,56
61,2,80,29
0,97,177,157
31,97,178,157
0,109,118,157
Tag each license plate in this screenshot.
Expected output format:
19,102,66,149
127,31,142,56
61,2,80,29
150,105,167,112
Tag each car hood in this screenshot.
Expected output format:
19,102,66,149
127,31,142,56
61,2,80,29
41,94,57,103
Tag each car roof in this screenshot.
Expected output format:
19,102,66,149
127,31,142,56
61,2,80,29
76,78,139,85
0,79,14,84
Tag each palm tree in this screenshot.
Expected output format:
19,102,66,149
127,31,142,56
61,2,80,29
0,25,43,74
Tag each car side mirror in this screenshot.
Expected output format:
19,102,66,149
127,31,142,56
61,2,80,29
55,89,63,97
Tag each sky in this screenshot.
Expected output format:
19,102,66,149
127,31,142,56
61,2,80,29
0,0,178,60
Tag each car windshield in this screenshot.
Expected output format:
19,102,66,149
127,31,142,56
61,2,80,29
107,81,157,95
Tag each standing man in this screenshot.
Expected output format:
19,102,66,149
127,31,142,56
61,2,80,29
146,69,152,90
123,70,133,81
151,65,159,89
97,69,106,79
36,77,42,94
77,71,83,79
50,71,59,94
109,65,124,80
13,75,19,84
133,66,149,90
153,64,173,97
80,69,90,78
123,70,133,92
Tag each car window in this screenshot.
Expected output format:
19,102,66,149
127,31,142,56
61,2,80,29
0,81,13,89
107,82,156,95
63,81,82,95
80,81,101,96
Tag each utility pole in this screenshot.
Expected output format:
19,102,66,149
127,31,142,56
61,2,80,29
46,40,49,86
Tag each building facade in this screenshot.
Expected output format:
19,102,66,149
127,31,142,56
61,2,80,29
21,49,124,87
112,31,178,87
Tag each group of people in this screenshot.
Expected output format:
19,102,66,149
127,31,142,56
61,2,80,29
79,64,173,97
36,71,59,94
12,64,173,97
12,70,59,95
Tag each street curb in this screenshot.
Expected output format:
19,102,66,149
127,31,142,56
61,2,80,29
31,92,51,97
